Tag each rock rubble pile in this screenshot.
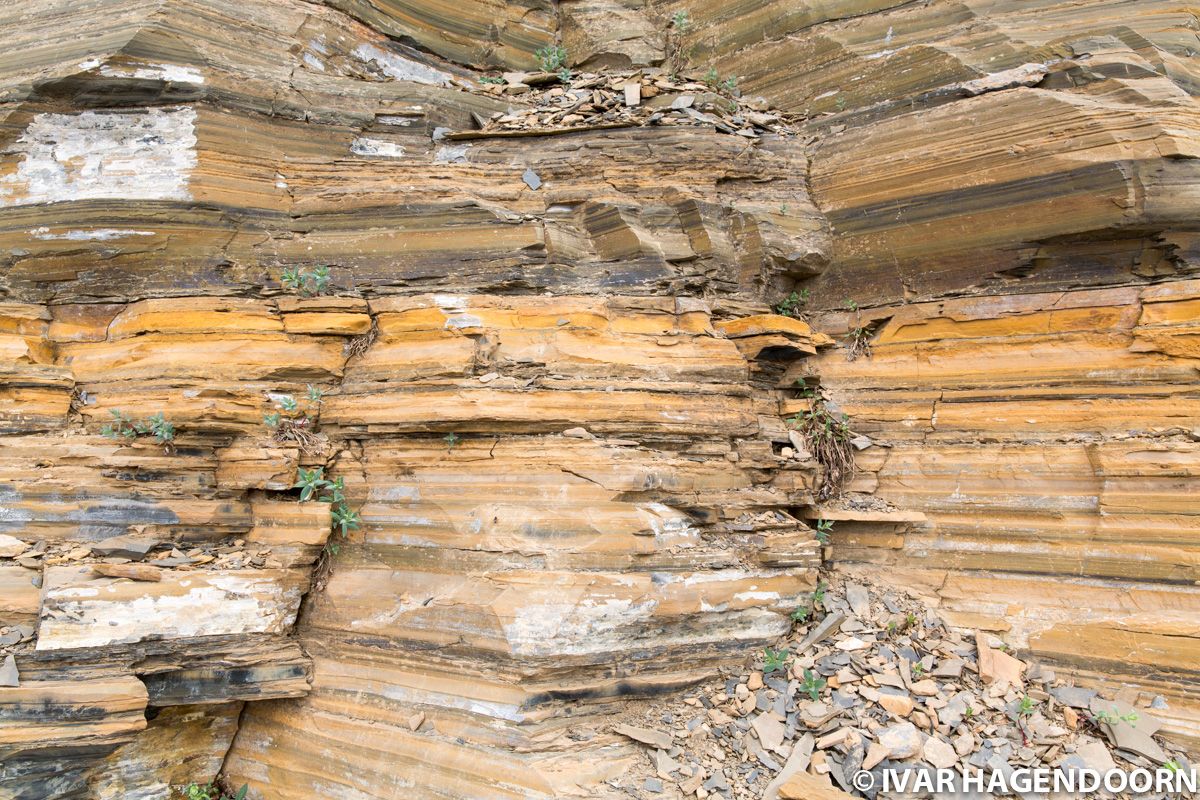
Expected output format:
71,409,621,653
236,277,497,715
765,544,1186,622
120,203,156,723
610,571,1193,799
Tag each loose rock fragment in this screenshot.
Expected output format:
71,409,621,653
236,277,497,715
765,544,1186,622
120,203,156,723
0,655,18,687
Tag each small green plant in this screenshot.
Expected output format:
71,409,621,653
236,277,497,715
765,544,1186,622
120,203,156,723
293,467,361,555
790,605,811,624
478,75,504,85
703,66,719,87
773,289,810,318
719,75,738,93
535,45,567,73
844,299,859,312
1095,708,1139,726
905,612,918,628
910,662,925,678
834,95,847,111
101,409,176,451
281,265,304,291
279,265,333,296
557,66,572,83
331,503,362,537
800,668,826,701
844,326,873,361
1164,759,1181,774
886,620,898,634
296,467,328,502
812,580,827,609
814,519,833,545
185,783,247,800
1018,695,1036,717
763,647,789,674
787,388,855,500
964,706,975,719
264,390,324,453
444,432,460,451
665,9,695,75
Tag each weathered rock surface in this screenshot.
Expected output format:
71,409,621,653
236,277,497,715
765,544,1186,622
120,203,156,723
1,0,1198,797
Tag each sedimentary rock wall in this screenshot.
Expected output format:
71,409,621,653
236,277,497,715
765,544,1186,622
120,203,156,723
0,0,1196,798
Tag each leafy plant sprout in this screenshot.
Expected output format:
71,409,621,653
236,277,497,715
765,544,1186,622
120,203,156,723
910,661,926,678
774,288,810,318
800,668,826,701
788,387,856,500
100,409,176,453
264,389,324,453
279,265,334,296
1018,695,1036,717
763,647,789,674
293,467,361,555
844,325,873,361
814,519,833,545
790,605,811,624
534,45,567,73
444,432,460,451
310,264,331,294
665,9,695,75
185,783,247,800
1095,708,1139,726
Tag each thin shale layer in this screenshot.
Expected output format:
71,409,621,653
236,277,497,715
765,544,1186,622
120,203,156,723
0,0,1197,798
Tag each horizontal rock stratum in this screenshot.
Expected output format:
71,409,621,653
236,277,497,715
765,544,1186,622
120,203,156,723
0,0,1197,798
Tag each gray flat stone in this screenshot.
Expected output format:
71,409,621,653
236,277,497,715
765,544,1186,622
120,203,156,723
846,582,870,617
90,535,160,560
0,655,17,687
796,612,845,653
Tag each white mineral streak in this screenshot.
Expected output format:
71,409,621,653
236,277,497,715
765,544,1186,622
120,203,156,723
0,107,198,207
352,43,451,86
36,571,301,650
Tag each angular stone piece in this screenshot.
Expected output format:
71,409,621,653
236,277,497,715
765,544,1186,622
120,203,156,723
923,736,958,769
90,536,160,560
0,655,18,687
976,632,1024,690
878,721,922,759
92,563,163,582
0,535,26,559
613,723,672,750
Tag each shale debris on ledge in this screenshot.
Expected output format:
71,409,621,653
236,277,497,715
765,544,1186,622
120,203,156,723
457,69,794,139
611,570,1192,799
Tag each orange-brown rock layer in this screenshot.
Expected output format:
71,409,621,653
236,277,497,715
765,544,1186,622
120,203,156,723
1,0,1198,796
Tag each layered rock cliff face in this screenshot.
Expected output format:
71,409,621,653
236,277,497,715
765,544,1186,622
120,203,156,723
0,0,1196,798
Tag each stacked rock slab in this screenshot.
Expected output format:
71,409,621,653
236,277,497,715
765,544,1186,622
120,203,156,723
1,0,1197,798
0,1,829,797
735,0,1200,750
